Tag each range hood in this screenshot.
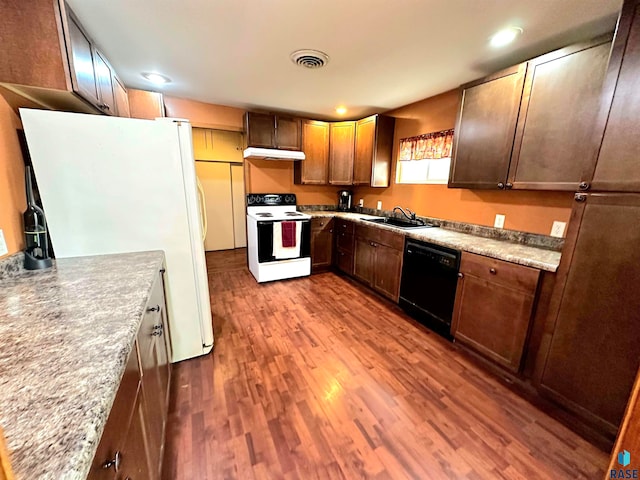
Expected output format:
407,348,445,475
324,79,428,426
243,147,305,161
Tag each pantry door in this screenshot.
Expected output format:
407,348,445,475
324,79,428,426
195,161,235,251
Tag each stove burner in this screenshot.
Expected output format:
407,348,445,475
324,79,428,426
256,213,273,217
285,212,303,216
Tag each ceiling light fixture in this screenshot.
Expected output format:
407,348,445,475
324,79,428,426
141,72,171,85
335,106,347,115
489,27,523,47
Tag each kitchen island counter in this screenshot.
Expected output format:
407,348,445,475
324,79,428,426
0,251,164,480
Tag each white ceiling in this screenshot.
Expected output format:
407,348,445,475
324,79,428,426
67,0,622,120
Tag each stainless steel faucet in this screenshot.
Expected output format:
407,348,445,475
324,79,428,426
393,206,416,221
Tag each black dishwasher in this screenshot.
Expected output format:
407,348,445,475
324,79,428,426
399,239,461,338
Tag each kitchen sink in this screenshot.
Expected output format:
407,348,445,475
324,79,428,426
362,217,436,229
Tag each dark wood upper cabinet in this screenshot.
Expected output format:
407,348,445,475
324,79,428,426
451,253,540,373
245,112,301,150
113,76,130,118
329,121,356,185
537,193,640,439
93,48,116,115
294,120,330,185
449,64,526,189
509,36,612,190
66,11,99,105
0,0,126,115
275,115,302,149
354,115,395,187
450,35,615,191
585,0,640,192
245,112,275,148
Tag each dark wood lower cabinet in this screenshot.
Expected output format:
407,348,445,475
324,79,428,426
334,219,355,275
451,253,540,373
353,225,403,302
310,218,334,272
537,193,640,439
90,268,171,479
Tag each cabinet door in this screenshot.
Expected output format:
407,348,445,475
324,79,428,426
275,116,301,149
539,193,640,436
66,12,99,105
117,386,152,480
113,76,130,118
329,121,356,185
353,237,375,286
335,248,354,275
89,345,141,479
509,38,611,190
193,128,243,162
127,89,165,119
245,112,275,148
311,218,333,272
295,120,329,184
586,0,640,192
93,49,115,115
354,116,376,185
373,243,402,302
449,64,526,189
452,262,538,373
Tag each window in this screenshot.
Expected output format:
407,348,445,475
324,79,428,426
396,157,451,184
396,129,453,184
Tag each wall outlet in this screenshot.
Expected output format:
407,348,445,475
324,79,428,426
358,198,364,207
376,201,382,210
494,214,505,229
0,229,8,256
550,221,566,238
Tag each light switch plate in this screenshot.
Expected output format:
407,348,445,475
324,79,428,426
494,214,505,229
551,221,566,238
359,198,364,207
0,229,8,256
376,201,382,210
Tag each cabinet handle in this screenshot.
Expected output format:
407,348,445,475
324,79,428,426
578,181,590,191
103,451,122,471
458,272,464,278
152,330,162,336
497,182,505,189
489,268,497,274
574,193,587,202
153,324,163,330
505,183,513,189
329,229,333,233
147,304,160,312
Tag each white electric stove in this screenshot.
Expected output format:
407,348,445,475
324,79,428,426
246,194,311,282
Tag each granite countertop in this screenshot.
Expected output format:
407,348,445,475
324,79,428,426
0,251,165,480
306,211,561,272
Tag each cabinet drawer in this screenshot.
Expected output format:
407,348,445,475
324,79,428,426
311,217,333,231
355,224,404,251
335,219,355,235
460,252,540,292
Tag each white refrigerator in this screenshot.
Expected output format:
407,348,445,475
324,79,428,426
20,109,214,363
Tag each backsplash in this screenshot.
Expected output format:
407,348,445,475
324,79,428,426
298,205,564,252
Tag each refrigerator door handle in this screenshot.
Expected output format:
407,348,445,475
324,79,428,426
196,176,207,242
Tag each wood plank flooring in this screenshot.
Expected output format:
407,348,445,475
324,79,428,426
161,248,608,479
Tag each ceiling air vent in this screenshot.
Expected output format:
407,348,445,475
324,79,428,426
290,49,329,69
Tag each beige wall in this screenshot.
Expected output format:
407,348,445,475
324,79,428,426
354,90,574,235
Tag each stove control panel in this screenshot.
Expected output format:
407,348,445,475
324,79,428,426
246,193,297,206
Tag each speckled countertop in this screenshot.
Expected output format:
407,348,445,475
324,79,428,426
0,251,165,480
307,211,561,272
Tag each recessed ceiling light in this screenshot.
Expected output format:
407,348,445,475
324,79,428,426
490,27,523,47
335,106,347,115
141,72,171,85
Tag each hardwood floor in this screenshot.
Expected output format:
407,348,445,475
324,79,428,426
161,248,607,479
